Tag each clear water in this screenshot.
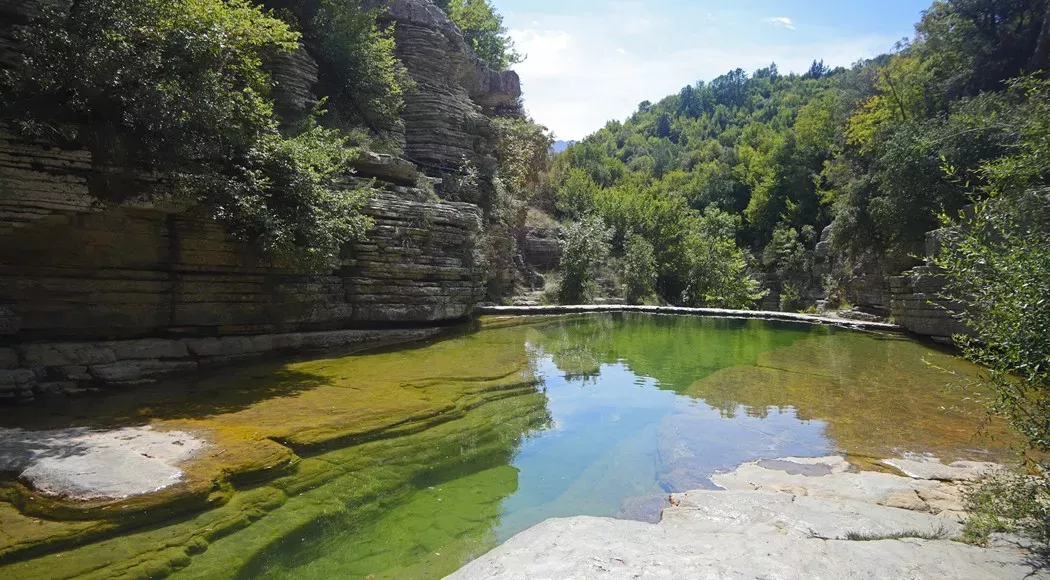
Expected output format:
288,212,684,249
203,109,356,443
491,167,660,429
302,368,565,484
0,314,1016,580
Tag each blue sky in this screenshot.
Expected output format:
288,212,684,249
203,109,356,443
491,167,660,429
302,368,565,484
495,0,933,140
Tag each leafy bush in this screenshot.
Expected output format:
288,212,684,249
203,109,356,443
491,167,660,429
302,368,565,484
935,76,1050,553
1,0,298,171
763,224,817,311
555,168,600,219
0,0,392,269
192,117,372,269
682,207,766,309
557,216,612,304
293,0,406,139
435,0,521,71
622,234,657,305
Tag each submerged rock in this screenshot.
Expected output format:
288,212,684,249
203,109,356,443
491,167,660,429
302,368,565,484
449,456,1044,579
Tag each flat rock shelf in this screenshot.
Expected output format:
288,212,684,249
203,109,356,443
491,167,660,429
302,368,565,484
450,456,1041,579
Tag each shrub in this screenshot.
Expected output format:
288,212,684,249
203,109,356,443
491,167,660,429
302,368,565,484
295,0,407,139
435,0,521,71
682,207,766,309
0,0,392,269
622,234,657,305
935,76,1050,553
557,216,612,304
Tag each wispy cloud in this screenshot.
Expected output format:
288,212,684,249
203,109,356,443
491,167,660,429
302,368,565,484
767,17,797,30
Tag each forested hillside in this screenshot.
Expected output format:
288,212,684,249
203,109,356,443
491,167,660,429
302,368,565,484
541,0,1050,311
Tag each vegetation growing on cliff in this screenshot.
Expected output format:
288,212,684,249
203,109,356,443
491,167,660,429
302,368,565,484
283,0,407,140
934,76,1050,549
434,0,521,71
0,0,407,268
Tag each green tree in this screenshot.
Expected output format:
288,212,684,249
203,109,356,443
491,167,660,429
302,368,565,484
934,76,1050,549
436,0,521,70
558,216,612,304
763,224,817,311
556,168,600,218
0,0,386,268
682,208,766,309
621,234,657,305
298,0,407,138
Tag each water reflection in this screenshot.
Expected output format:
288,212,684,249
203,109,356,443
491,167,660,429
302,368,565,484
0,313,1017,580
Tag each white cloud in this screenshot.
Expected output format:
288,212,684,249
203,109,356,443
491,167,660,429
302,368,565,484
767,17,796,30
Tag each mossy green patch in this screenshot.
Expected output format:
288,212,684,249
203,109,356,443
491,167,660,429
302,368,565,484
0,314,1020,579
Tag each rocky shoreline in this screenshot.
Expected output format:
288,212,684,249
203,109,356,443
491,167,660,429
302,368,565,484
450,456,1043,579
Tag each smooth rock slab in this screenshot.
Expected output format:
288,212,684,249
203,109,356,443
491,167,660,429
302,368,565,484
711,455,943,504
448,516,1039,579
883,457,1004,481
0,426,205,500
449,456,1044,579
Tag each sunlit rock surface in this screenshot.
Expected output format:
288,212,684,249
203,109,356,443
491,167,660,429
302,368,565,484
450,456,1042,580
0,426,205,500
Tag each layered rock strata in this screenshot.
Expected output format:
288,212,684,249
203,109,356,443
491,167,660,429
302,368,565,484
890,229,970,344
0,0,524,399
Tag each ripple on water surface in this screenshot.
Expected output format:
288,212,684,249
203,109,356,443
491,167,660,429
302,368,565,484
0,314,1017,580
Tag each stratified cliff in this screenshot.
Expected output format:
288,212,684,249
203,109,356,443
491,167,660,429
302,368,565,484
0,0,523,399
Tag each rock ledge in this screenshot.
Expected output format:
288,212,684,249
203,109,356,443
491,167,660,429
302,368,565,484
448,456,1043,579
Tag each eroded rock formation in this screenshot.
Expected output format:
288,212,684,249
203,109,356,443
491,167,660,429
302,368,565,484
0,0,523,400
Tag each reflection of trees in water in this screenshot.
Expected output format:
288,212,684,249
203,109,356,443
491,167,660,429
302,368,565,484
527,313,814,392
523,313,1016,461
683,333,1017,460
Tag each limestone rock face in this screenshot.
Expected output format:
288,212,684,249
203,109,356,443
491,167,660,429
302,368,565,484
0,0,512,398
521,227,563,271
450,456,1042,580
889,228,972,343
369,0,522,204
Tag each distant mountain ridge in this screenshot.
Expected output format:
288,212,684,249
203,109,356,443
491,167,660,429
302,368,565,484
552,140,574,153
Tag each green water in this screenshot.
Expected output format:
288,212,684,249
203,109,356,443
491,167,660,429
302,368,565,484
0,314,1015,580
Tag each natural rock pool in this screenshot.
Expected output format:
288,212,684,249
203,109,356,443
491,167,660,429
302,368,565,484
0,314,1017,579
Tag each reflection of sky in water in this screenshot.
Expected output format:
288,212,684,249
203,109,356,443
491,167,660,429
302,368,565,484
495,356,831,541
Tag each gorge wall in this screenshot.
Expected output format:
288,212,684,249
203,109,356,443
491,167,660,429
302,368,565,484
0,0,522,400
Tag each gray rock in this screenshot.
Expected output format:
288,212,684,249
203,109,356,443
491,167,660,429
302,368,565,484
20,342,117,367
0,304,18,335
352,151,420,186
667,489,961,539
0,368,36,386
109,339,189,361
56,365,91,381
184,336,254,358
883,457,1003,482
451,456,1041,580
0,426,205,500
711,456,943,504
0,347,18,369
89,360,197,383
448,515,1038,580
